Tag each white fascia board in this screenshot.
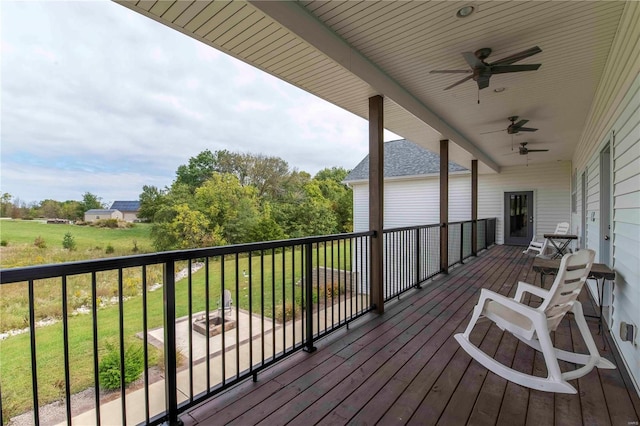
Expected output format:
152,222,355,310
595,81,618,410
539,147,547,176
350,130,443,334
248,1,500,173
345,170,471,185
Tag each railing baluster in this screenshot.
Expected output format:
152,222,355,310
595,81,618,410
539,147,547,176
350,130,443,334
304,242,316,352
271,248,276,362
141,267,149,424
117,269,126,426
188,259,193,402
163,261,180,426
260,251,265,367
221,255,226,386
28,279,39,425
91,272,101,425
205,258,210,391
61,275,72,426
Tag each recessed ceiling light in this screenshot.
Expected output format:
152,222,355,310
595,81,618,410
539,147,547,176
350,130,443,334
456,5,475,18
494,87,506,93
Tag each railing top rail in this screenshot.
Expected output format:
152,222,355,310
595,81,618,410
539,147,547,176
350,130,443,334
383,218,496,234
0,231,374,284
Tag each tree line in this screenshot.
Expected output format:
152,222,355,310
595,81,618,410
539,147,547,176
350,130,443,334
0,192,104,221
139,150,352,250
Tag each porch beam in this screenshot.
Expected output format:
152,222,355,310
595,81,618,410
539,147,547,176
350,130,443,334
472,159,478,256
246,0,499,173
369,95,385,313
440,140,449,273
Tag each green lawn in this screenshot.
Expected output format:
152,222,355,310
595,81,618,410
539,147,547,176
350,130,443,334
0,240,353,421
0,219,154,268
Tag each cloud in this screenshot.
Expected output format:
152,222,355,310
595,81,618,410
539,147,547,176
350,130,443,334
0,0,374,204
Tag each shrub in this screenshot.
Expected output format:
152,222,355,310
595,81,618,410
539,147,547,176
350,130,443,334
105,244,115,254
0,240,7,247
275,301,297,323
99,343,145,390
34,236,47,249
62,232,76,251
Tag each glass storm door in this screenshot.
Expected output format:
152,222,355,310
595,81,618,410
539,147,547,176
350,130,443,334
504,191,534,246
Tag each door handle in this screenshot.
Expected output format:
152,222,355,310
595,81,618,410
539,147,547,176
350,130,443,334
604,235,610,240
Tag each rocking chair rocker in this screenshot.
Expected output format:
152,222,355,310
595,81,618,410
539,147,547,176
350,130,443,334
455,249,615,393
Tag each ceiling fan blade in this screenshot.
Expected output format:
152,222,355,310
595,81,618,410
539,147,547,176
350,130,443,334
526,149,549,152
480,128,507,135
429,70,472,74
444,75,473,90
513,119,529,128
490,46,542,66
462,52,484,68
491,64,541,74
518,127,538,132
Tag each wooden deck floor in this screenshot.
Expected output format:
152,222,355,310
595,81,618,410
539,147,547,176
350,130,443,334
182,245,640,425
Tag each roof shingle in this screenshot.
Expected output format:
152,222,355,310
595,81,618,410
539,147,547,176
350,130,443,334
344,139,467,182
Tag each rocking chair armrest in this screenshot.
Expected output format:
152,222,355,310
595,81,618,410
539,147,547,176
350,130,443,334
515,281,549,302
477,289,543,320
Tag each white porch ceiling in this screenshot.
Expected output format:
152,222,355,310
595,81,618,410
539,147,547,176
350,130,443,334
117,0,627,174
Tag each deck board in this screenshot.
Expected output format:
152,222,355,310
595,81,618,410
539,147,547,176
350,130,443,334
185,246,640,425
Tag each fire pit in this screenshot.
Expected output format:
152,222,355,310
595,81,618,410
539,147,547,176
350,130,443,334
192,313,236,337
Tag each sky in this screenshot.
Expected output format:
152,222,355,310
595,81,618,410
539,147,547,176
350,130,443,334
1,1,397,206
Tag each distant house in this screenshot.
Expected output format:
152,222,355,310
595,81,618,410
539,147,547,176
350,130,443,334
110,201,141,222
344,139,470,232
84,209,123,222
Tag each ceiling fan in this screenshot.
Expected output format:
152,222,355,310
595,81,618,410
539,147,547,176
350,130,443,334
505,142,549,166
518,142,548,155
483,116,539,149
483,116,538,135
430,46,542,97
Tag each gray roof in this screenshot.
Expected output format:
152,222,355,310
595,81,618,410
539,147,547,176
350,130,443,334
110,201,140,211
344,139,467,182
85,209,120,215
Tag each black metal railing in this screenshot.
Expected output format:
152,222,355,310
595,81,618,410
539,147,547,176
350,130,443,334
0,219,496,425
0,232,373,426
382,218,496,301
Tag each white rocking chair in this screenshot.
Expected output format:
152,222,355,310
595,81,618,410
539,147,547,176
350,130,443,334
523,222,570,256
455,249,615,393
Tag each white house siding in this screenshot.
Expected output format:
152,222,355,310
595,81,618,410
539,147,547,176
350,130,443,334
351,173,472,232
350,173,471,297
579,75,640,391
477,161,572,245
571,1,640,391
122,212,138,222
84,211,124,222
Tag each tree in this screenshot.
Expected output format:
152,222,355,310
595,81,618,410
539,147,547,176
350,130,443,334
77,192,104,219
1,193,13,217
175,149,216,191
138,185,166,222
247,154,290,199
313,167,353,232
62,232,76,251
151,203,225,251
39,199,62,219
195,173,261,244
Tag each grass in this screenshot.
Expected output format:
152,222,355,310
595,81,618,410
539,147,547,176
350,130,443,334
0,239,353,421
0,219,154,268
